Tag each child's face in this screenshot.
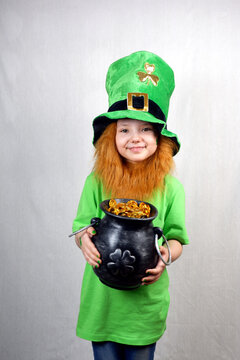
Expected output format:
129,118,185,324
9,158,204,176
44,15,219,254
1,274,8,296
115,119,158,164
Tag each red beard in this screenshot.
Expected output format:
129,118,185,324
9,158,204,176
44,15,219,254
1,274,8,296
93,123,176,201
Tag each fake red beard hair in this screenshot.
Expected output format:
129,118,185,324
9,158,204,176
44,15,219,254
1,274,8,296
93,122,177,201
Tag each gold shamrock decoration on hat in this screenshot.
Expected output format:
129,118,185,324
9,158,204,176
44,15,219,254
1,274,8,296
137,63,159,86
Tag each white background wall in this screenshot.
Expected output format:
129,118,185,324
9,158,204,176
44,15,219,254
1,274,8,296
1,0,240,359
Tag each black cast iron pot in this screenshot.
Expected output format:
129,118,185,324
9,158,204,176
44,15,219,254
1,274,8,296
89,199,171,290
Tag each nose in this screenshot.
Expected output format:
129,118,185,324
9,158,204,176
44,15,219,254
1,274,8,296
130,130,142,143
132,137,141,143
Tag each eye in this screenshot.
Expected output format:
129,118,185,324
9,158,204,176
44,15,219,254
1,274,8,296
142,127,153,132
120,128,128,133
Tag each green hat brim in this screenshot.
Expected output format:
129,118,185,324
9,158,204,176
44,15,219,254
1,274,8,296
92,109,181,155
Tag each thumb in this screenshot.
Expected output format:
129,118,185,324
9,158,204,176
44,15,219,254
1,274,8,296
86,226,96,237
159,246,167,254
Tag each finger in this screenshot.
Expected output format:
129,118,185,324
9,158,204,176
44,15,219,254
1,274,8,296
159,245,167,251
81,238,102,266
147,250,168,271
159,246,168,256
87,241,101,260
145,264,164,275
81,232,101,256
142,279,158,286
142,275,159,285
83,243,101,263
87,257,101,268
142,273,160,282
86,227,96,238
83,249,102,267
145,268,159,275
142,267,164,284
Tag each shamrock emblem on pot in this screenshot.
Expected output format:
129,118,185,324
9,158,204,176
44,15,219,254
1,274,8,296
107,248,136,277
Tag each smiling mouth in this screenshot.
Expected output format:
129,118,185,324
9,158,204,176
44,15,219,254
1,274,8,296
127,146,145,153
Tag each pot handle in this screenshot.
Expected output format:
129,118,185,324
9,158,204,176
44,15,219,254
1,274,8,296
153,227,172,266
68,217,101,238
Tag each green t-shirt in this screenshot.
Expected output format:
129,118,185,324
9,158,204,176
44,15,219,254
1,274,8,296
73,172,189,346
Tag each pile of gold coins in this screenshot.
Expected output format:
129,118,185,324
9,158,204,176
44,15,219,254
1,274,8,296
107,199,151,218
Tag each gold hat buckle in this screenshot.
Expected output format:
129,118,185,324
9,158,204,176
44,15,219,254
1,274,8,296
127,93,149,112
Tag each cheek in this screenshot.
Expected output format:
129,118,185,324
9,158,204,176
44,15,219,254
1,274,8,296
151,144,158,154
148,137,158,154
147,134,157,145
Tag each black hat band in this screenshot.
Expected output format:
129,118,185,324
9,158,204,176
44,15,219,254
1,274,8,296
108,96,166,123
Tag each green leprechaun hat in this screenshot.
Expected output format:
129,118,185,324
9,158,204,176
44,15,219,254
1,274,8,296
93,50,180,155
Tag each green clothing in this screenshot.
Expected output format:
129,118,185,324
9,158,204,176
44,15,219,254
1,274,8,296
73,172,189,346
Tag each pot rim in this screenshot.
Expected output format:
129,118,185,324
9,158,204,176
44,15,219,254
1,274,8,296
100,198,158,222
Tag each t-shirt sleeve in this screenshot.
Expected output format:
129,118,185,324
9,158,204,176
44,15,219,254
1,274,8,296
72,173,99,232
163,178,189,245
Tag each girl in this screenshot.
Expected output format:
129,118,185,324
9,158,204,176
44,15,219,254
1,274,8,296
72,51,189,360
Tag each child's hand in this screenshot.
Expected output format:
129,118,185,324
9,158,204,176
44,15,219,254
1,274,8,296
75,227,102,268
141,246,169,285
